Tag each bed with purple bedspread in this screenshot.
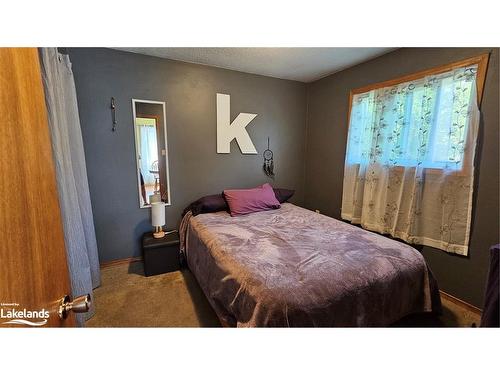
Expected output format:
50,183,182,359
180,203,440,327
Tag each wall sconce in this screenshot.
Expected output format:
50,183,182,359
111,97,117,132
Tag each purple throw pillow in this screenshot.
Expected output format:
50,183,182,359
223,183,281,216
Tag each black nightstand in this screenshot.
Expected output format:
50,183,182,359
142,231,180,277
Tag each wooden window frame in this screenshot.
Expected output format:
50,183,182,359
347,53,490,125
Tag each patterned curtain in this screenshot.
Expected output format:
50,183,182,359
342,65,479,255
137,124,158,185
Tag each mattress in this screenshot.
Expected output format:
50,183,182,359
180,203,440,327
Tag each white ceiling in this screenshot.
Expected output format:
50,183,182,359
113,48,395,83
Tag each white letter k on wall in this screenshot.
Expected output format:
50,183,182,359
216,93,258,154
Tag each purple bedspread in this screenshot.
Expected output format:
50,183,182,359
180,203,440,327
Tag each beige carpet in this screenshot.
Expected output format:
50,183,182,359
86,262,481,328
86,262,220,327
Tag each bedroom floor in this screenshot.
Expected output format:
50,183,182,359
86,262,481,328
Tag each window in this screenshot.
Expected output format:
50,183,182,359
346,56,488,171
341,54,489,256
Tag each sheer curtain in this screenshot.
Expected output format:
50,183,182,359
137,124,158,185
342,65,480,256
40,48,100,325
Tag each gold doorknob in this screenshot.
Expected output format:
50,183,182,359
58,294,92,319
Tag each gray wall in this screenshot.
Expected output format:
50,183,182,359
69,48,307,263
304,48,499,307
71,47,498,307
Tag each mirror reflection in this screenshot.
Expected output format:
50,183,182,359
133,99,170,207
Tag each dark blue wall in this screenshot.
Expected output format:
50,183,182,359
69,48,307,263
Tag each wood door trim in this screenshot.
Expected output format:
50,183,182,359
136,114,160,122
0,48,74,327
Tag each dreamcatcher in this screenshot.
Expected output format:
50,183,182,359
263,137,274,178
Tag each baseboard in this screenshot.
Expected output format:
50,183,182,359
439,290,482,316
100,256,143,269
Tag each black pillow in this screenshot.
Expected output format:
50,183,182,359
273,188,295,203
182,194,228,217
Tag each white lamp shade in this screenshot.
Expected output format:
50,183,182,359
151,202,166,227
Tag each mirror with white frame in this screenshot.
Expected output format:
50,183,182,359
132,99,171,208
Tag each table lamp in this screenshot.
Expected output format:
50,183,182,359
151,202,166,238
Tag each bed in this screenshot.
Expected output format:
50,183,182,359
180,203,441,327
